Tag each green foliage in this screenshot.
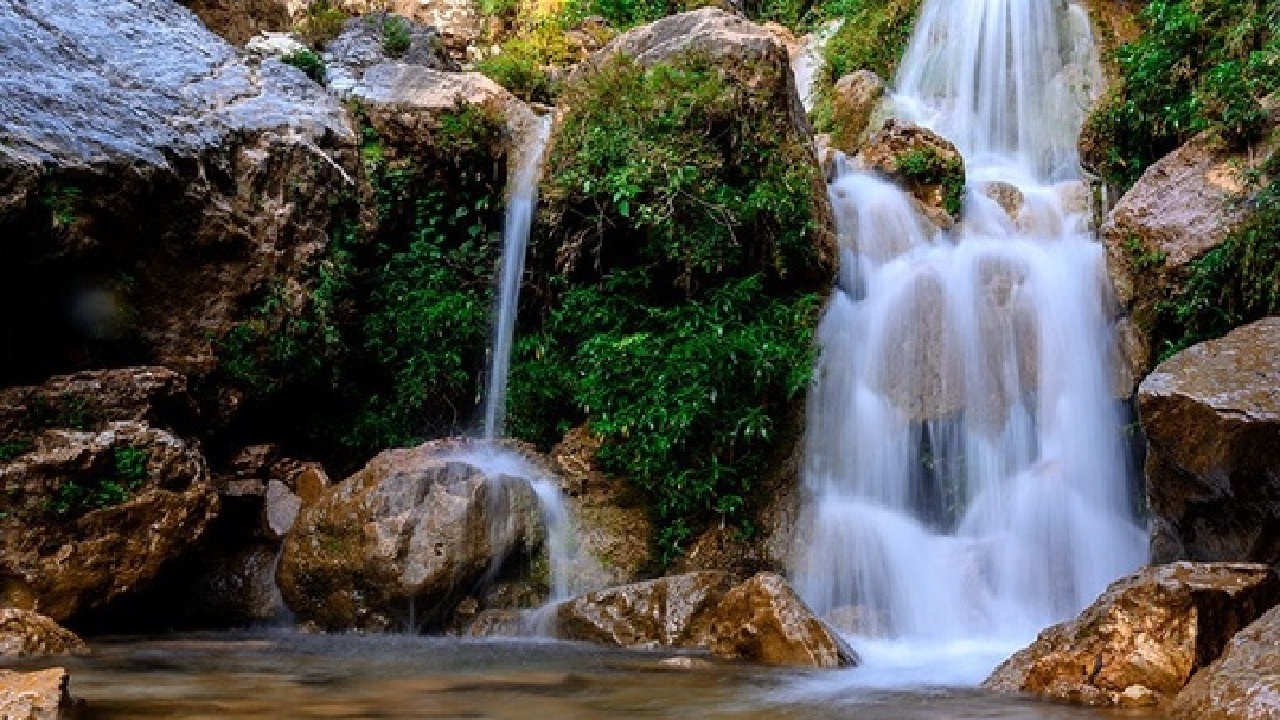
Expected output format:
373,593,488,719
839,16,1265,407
896,146,965,217
1084,0,1279,187
475,22,577,103
47,446,150,516
40,184,81,229
0,440,32,462
811,0,921,132
296,0,349,49
509,54,827,564
282,48,327,83
1153,156,1280,360
381,15,413,57
1125,234,1167,272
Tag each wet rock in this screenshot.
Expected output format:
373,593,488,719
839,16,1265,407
180,0,291,45
984,562,1280,706
0,421,218,622
555,571,855,668
556,572,736,649
830,70,885,155
857,119,966,229
706,573,856,668
0,0,358,395
278,440,545,630
1139,318,1280,570
0,668,75,720
979,180,1026,221
1101,133,1268,385
465,609,528,637
0,609,88,658
1170,604,1280,720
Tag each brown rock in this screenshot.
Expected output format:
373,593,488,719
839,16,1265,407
979,180,1025,221
180,0,291,45
1138,318,1280,569
984,562,1280,706
1101,134,1267,384
278,440,546,630
706,572,856,668
0,367,193,441
0,609,88,658
0,422,218,623
0,668,75,720
1170,604,1280,720
555,572,736,649
830,70,885,155
857,119,966,228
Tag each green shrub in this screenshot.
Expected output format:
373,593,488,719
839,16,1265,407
282,48,327,83
381,15,413,57
296,0,349,49
1083,0,1278,187
47,446,150,516
810,0,921,132
897,146,965,218
0,440,31,462
509,54,829,564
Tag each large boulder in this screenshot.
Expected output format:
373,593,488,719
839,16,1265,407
278,440,546,630
0,668,75,720
1170,604,1280,720
1139,318,1280,569
0,609,88,658
829,70,885,156
554,571,856,668
856,119,966,229
0,0,358,389
0,421,218,622
0,367,194,442
984,563,1280,706
1102,134,1265,386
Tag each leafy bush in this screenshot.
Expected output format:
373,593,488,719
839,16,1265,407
810,0,921,132
282,48,327,83
296,0,349,49
1083,0,1279,187
509,54,829,563
475,22,578,103
897,146,965,218
381,15,413,57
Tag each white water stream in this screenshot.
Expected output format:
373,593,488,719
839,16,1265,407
793,0,1146,658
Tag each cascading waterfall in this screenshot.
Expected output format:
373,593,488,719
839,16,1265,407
793,0,1146,647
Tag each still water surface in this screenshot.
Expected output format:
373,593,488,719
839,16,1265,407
22,632,1168,719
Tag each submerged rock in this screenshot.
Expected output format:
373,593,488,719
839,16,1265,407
1170,604,1280,720
1139,318,1280,570
984,562,1280,706
0,609,88,658
554,571,856,668
278,440,546,631
0,668,76,720
0,422,218,622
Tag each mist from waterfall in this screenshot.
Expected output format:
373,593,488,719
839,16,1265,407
793,0,1146,647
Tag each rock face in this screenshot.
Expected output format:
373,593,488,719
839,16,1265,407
1170,604,1280,720
0,0,358,387
984,563,1280,706
829,70,885,155
0,610,88,658
1139,318,1280,569
0,422,218,622
555,572,855,668
278,441,546,630
857,119,966,229
1102,134,1261,385
0,668,75,720
180,0,291,44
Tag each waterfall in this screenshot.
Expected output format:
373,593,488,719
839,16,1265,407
482,113,553,441
793,0,1145,645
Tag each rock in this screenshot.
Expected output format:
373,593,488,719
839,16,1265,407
1170,604,1280,720
555,572,736,649
979,180,1026,221
555,571,855,668
0,609,88,658
1102,133,1269,384
706,572,856,668
322,12,458,93
245,31,309,59
984,562,1280,706
0,421,218,622
278,440,546,630
830,70,885,155
1139,318,1280,569
181,0,291,45
0,668,75,720
299,0,482,58
0,0,359,390
0,367,194,441
857,119,966,229
465,608,528,637
265,479,303,538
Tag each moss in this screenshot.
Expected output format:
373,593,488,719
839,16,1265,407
896,146,965,218
44,446,150,517
810,0,921,132
509,53,829,564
